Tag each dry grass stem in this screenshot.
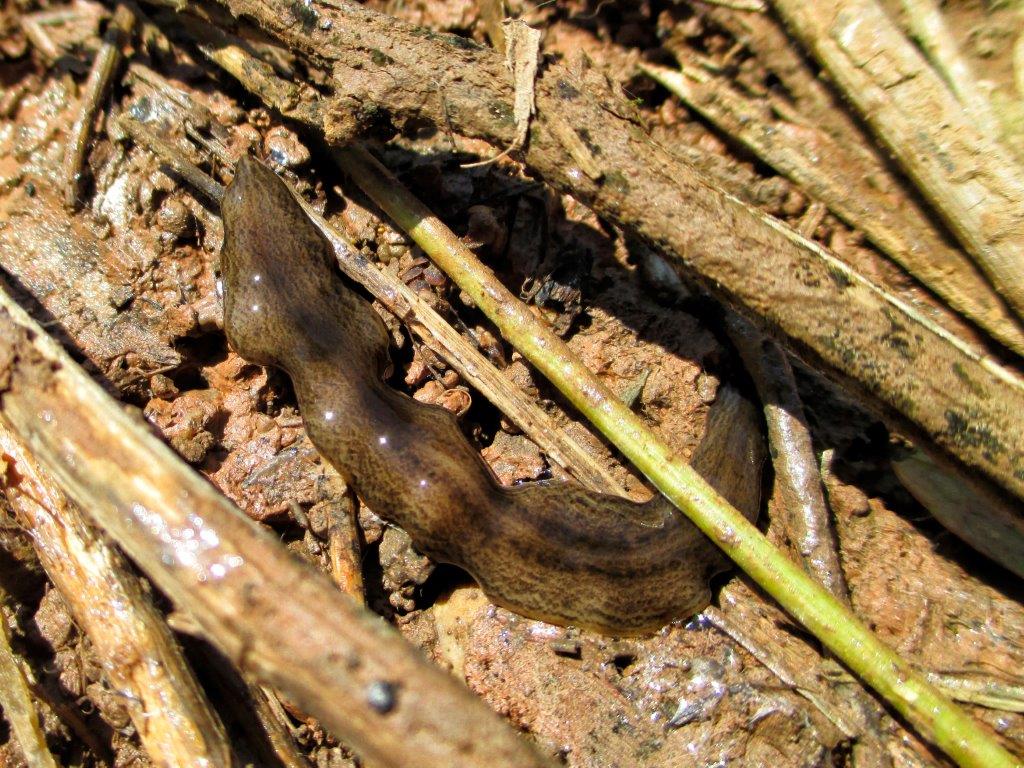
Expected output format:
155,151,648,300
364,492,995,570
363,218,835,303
62,3,135,209
0,283,557,768
0,424,234,768
18,7,79,63
725,316,849,602
898,0,1003,144
772,0,1024,322
0,599,58,768
250,685,312,768
642,60,1024,356
923,672,1024,714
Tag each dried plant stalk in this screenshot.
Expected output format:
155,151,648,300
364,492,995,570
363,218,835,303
0,285,556,768
63,3,135,209
898,0,1003,144
724,315,849,601
771,0,1024,322
642,61,1024,356
0,598,58,768
159,0,1024,503
0,424,234,768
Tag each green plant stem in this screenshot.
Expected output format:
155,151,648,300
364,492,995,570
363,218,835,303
336,145,1019,768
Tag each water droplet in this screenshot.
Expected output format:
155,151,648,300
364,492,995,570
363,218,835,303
366,680,397,714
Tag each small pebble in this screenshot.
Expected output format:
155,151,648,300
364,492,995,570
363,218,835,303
264,126,311,169
404,358,431,387
696,371,718,404
155,197,192,242
33,588,74,649
550,638,582,658
382,229,408,246
413,380,445,405
150,373,178,399
234,123,262,151
440,387,472,417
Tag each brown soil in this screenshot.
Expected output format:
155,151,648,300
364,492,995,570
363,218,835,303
0,0,1022,766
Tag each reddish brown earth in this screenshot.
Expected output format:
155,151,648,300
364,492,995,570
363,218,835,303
0,0,1022,766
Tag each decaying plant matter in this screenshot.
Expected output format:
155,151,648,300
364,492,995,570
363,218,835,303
0,424,233,768
157,0,1024,506
772,0,1024,322
1,1,1023,767
0,289,556,768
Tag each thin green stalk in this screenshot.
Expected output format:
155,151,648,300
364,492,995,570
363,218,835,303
337,145,1019,768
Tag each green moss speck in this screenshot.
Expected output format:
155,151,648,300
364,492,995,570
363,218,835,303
357,102,385,122
488,99,515,126
603,170,630,195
